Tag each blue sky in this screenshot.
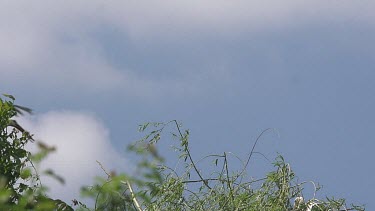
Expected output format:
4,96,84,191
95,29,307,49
1,1,374,209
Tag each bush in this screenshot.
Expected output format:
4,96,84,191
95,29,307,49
80,121,365,211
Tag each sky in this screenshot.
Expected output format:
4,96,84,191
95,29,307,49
1,1,374,209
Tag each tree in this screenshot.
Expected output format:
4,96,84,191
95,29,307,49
0,94,72,210
0,95,365,210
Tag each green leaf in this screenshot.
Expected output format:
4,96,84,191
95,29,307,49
20,169,32,180
2,94,15,101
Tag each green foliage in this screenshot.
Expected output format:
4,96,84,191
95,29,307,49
0,95,365,210
83,121,365,211
0,94,73,210
0,94,34,204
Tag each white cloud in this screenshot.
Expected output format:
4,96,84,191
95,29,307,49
16,111,131,204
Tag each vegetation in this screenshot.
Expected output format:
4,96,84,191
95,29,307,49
0,94,365,210
0,94,72,210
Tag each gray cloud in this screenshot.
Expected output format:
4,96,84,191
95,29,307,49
1,1,373,99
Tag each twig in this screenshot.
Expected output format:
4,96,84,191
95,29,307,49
96,160,111,178
173,120,212,189
238,128,275,178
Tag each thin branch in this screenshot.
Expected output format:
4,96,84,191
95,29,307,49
238,128,275,178
182,178,220,184
122,181,143,211
96,160,111,179
173,120,212,190
224,152,234,198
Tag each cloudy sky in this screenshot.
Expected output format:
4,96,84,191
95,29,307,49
1,1,374,209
